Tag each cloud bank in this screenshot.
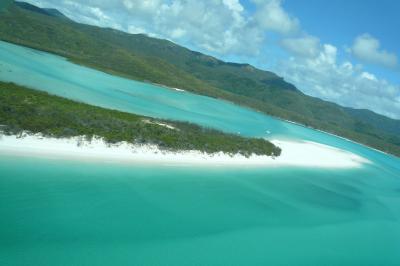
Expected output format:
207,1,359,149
351,34,398,68
26,0,300,56
276,44,400,119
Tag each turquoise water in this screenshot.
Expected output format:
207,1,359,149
0,41,400,265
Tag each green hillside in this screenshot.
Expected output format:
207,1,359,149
1,1,399,156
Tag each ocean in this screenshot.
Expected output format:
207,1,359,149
0,40,399,265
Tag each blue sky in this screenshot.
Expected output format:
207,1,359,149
24,0,400,119
282,0,400,82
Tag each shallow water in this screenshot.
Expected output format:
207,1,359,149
0,41,400,265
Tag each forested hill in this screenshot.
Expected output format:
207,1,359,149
1,1,400,156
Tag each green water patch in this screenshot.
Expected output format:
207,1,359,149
0,156,399,265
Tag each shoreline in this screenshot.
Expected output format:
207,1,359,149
0,40,395,159
0,133,371,168
282,118,393,157
313,128,391,156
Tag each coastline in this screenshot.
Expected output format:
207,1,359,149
0,41,396,159
0,133,370,168
282,118,393,157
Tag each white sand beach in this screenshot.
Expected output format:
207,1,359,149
282,118,392,157
0,134,370,168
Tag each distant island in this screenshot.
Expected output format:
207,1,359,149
0,82,371,168
0,82,281,158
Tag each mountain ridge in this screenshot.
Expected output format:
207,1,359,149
1,1,400,156
14,1,70,20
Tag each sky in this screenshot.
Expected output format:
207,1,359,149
22,0,400,119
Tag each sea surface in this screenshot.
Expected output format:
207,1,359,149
0,41,399,265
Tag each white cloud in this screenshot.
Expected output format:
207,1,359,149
122,0,162,13
25,0,265,55
276,44,400,119
23,0,304,56
222,0,244,12
281,35,320,57
360,71,377,81
253,0,299,34
127,25,147,34
170,28,186,38
351,34,398,68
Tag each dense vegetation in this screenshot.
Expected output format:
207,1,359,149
0,2,399,156
0,82,281,157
